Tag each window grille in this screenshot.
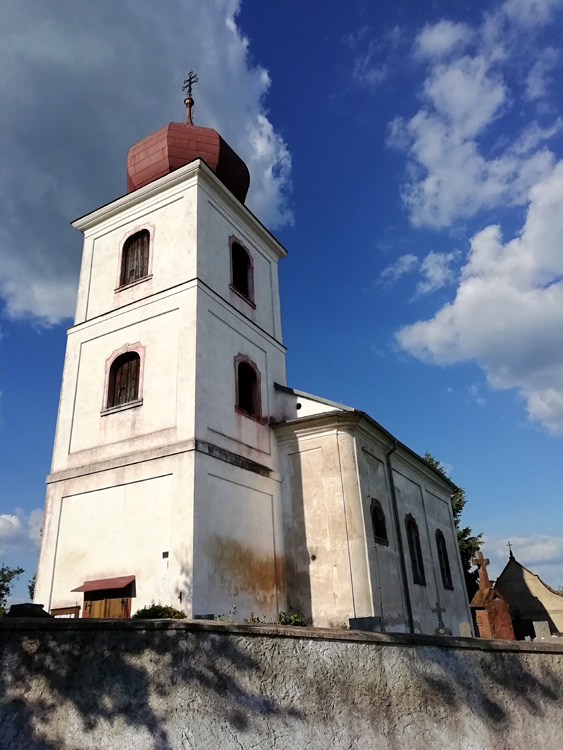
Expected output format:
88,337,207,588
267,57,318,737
231,241,253,300
107,352,140,408
120,230,149,286
405,514,426,585
436,529,454,590
236,360,260,418
370,498,388,544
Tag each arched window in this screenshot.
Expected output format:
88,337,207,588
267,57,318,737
405,514,426,585
236,357,261,419
436,529,454,590
107,352,141,408
230,238,254,302
370,498,388,545
120,230,150,287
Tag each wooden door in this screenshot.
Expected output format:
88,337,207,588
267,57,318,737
83,596,131,618
106,597,128,618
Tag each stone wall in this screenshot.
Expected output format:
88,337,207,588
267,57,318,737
1,618,562,749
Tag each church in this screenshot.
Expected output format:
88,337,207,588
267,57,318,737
34,80,473,636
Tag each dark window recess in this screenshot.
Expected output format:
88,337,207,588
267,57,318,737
405,514,426,585
436,529,454,590
231,241,252,299
370,498,388,544
237,361,259,417
107,352,140,408
121,230,150,286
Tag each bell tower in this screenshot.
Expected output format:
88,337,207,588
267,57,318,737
35,76,288,619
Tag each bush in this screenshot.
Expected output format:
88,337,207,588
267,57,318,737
132,605,186,620
276,610,308,627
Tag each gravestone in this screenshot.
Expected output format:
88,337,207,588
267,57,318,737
533,620,551,640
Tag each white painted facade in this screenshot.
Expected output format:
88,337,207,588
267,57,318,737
35,152,473,636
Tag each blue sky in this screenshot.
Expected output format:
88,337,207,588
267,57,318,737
2,0,563,603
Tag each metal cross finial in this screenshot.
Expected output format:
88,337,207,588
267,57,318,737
182,71,199,125
507,541,514,558
182,71,199,99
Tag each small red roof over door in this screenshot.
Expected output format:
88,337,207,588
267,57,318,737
71,575,135,593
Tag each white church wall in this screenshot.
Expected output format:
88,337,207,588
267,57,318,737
393,465,472,636
75,174,198,324
50,288,197,473
35,452,196,616
277,428,372,628
197,184,284,341
355,441,409,632
195,289,286,464
191,452,283,621
422,486,471,629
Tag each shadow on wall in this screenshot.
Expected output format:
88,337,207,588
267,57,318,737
292,637,563,748
1,622,563,748
0,624,303,750
282,443,313,624
412,645,561,727
495,561,559,638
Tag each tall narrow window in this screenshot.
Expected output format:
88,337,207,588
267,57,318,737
370,498,388,545
236,358,261,419
436,529,454,590
120,230,150,286
230,239,254,302
405,514,426,585
107,352,141,408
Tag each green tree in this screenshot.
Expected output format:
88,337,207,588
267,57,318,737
0,564,24,616
423,452,482,600
28,573,36,600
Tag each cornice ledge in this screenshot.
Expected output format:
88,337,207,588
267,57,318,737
72,161,202,233
273,410,363,441
197,166,287,260
47,439,196,484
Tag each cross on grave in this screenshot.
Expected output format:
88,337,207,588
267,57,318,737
432,601,452,636
432,601,446,627
472,550,491,589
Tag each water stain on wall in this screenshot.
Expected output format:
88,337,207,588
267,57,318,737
208,534,283,609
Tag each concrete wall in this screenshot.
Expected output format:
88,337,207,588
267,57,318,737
1,619,562,750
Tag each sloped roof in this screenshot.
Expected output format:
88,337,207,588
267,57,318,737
496,556,563,598
273,385,458,492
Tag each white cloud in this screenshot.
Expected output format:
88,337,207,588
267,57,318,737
416,250,460,295
483,534,563,587
348,24,406,89
0,0,292,324
398,160,563,433
525,48,559,102
380,250,460,296
414,20,473,59
468,383,486,407
0,508,43,556
502,0,563,24
380,254,418,282
389,4,563,228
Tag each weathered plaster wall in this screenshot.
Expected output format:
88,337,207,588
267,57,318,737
37,161,289,624
495,558,563,634
276,414,472,635
1,619,562,750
